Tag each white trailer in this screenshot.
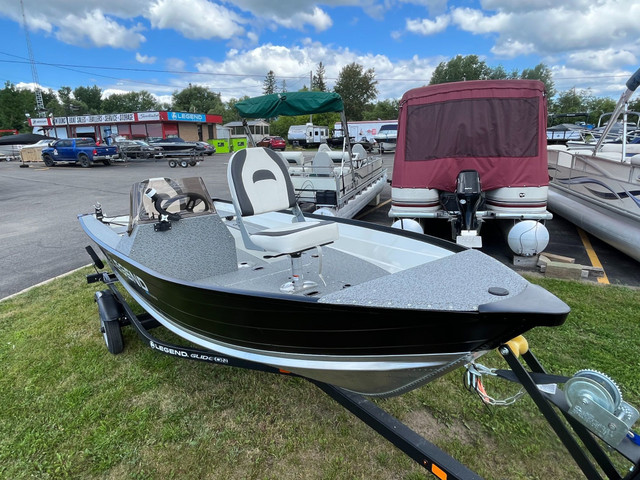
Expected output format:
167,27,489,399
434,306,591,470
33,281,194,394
332,120,397,143
287,123,329,147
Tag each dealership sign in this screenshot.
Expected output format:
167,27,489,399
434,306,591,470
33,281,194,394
167,112,206,122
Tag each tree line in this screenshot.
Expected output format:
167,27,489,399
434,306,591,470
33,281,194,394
1,55,635,137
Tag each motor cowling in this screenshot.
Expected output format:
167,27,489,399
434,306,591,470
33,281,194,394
455,170,484,231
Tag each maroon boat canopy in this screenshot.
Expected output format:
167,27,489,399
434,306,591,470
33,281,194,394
392,80,548,192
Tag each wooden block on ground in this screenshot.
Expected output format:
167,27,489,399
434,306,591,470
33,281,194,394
545,261,583,280
541,252,575,263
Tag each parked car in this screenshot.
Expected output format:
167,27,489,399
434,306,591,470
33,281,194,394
41,138,119,167
195,141,216,155
116,139,163,159
257,136,286,151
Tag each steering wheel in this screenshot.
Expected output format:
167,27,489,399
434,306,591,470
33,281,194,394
145,189,209,221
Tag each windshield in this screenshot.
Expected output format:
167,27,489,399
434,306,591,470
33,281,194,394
127,177,214,234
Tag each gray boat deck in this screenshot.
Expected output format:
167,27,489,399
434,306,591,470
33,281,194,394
105,210,529,312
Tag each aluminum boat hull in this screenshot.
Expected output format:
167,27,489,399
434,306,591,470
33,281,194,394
79,194,569,397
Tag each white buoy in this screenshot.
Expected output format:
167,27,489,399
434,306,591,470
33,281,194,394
314,207,337,217
507,220,549,256
391,218,424,234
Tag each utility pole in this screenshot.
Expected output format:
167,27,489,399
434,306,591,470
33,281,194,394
20,0,46,117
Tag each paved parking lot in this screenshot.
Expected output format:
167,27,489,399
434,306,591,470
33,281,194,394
1,151,638,300
0,155,235,299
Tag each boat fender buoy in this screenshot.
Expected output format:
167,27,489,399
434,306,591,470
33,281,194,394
391,219,423,234
314,207,337,217
507,220,549,256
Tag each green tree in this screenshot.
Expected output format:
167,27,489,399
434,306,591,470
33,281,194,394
74,85,103,113
171,84,224,114
0,82,35,132
312,62,327,91
429,55,491,84
223,97,249,123
41,88,63,116
333,62,378,120
520,63,555,98
550,89,586,118
488,65,519,80
102,91,159,113
57,86,86,115
363,99,399,121
263,71,277,95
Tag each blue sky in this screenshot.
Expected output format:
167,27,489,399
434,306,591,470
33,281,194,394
1,0,639,104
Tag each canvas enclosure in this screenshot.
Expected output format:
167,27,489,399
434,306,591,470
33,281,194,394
392,80,548,193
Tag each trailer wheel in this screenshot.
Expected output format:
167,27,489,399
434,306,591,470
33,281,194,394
100,317,124,354
180,160,189,168
189,160,197,166
168,159,178,168
95,289,124,354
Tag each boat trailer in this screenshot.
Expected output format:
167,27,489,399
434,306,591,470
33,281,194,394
166,150,205,168
85,249,640,480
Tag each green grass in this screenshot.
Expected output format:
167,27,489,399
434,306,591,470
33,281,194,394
1,270,639,479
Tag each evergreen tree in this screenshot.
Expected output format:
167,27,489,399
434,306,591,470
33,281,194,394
312,62,327,91
263,71,277,95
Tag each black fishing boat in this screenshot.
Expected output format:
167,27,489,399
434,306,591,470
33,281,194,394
78,142,569,397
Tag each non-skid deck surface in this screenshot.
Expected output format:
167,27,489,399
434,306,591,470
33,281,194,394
197,244,389,296
319,248,529,311
114,212,529,311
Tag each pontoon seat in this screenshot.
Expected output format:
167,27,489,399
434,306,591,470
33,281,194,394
311,151,335,176
352,143,367,161
227,147,339,292
279,151,304,165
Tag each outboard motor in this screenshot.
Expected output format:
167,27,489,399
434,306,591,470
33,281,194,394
455,170,484,232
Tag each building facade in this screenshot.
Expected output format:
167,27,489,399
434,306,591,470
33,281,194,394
29,111,223,143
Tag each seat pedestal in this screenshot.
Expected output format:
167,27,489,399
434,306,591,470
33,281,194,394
280,253,317,293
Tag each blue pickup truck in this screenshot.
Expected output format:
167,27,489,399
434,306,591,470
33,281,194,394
41,138,119,167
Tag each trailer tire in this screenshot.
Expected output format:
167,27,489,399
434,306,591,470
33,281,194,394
168,159,178,168
180,160,189,168
101,317,124,354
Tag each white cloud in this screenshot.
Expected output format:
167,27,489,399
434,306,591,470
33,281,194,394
450,7,509,35
405,14,450,35
566,49,638,72
269,6,333,32
147,0,245,39
136,52,157,64
186,41,440,102
55,10,146,49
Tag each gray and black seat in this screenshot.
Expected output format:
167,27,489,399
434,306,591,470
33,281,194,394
227,147,339,292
